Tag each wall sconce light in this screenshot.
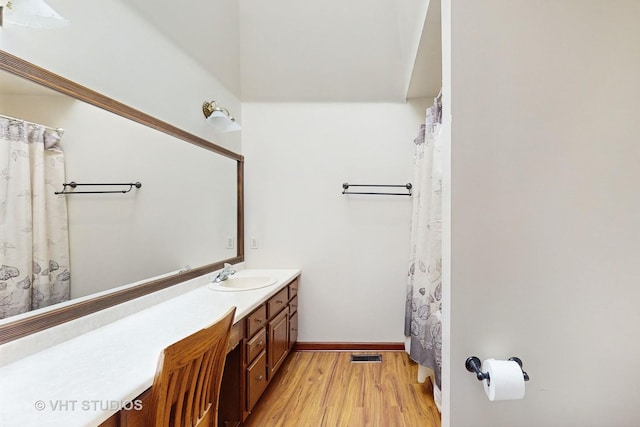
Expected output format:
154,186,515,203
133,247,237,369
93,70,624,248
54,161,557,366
202,100,241,133
0,0,70,29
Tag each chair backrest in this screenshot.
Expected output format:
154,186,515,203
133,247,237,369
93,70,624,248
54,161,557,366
149,307,236,427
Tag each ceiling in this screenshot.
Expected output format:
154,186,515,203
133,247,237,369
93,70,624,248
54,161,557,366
120,0,440,102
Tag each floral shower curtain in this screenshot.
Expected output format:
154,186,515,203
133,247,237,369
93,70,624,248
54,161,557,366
0,116,70,319
405,95,443,409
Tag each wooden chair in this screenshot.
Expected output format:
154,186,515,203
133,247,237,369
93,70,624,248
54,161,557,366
149,307,236,427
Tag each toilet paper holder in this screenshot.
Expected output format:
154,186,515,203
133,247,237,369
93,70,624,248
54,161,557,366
465,356,530,382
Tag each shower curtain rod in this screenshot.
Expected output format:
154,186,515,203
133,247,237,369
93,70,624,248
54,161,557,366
0,113,64,135
342,183,412,196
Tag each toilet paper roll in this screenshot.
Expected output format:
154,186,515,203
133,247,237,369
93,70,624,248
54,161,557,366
481,358,526,401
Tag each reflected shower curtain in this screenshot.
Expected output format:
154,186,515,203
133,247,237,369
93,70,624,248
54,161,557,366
405,95,443,410
0,117,70,319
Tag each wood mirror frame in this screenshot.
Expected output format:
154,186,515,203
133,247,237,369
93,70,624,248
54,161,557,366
0,50,244,344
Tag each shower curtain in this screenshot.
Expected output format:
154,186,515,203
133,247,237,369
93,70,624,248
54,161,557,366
0,116,70,319
404,94,443,411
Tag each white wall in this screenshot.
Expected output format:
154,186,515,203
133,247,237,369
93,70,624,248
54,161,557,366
447,1,640,426
126,0,242,97
242,101,429,342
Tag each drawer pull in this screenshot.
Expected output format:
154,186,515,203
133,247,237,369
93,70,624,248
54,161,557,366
257,375,264,381
277,300,284,304
258,341,264,347
256,319,263,324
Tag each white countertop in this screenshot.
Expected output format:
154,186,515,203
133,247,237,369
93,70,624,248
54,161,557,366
0,268,300,427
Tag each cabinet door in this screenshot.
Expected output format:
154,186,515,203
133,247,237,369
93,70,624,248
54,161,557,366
267,309,289,379
246,350,268,412
289,311,298,351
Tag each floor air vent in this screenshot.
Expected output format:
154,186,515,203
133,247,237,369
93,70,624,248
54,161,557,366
350,354,383,363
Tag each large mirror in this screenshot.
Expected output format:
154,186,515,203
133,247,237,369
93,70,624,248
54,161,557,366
0,50,244,343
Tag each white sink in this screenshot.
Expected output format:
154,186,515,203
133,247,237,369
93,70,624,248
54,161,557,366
208,276,277,292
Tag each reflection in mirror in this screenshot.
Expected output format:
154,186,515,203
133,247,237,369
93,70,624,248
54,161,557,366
0,51,244,342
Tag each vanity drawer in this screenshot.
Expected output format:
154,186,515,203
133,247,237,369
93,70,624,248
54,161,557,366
246,328,267,364
246,350,268,412
288,278,299,299
289,295,298,316
267,288,289,319
247,305,267,338
227,319,245,353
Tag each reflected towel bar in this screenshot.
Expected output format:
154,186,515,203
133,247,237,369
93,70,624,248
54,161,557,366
55,181,142,195
342,183,412,196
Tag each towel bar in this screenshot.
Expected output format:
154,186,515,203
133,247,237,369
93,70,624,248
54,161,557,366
341,182,412,196
55,181,142,195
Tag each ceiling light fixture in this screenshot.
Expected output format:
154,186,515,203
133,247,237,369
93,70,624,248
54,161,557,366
1,0,70,29
202,100,241,133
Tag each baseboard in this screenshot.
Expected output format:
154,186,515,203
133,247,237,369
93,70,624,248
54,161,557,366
293,342,405,352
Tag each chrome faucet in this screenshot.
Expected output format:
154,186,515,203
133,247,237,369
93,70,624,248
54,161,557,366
213,263,236,283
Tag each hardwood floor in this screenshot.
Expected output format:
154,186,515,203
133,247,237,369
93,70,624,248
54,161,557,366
244,351,441,427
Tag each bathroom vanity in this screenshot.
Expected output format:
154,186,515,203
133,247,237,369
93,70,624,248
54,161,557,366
224,276,299,425
0,268,300,427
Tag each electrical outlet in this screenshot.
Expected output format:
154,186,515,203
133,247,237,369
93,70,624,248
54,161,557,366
226,237,234,249
250,237,258,249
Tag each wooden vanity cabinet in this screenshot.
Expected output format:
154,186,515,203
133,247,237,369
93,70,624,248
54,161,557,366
98,277,300,427
244,305,268,417
244,286,287,415
243,277,299,418
288,280,298,351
